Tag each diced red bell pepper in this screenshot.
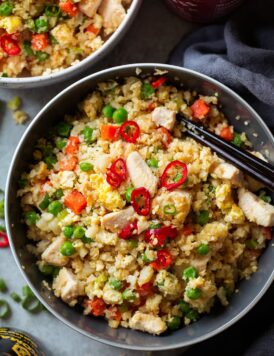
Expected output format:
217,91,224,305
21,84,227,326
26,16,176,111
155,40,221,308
60,156,78,171
131,187,151,216
86,24,100,35
0,34,21,56
136,282,154,298
220,126,233,142
150,249,172,270
31,33,49,51
161,160,188,191
151,77,167,88
65,136,80,155
0,232,9,248
101,124,120,141
120,121,140,143
64,190,87,214
59,1,79,17
191,99,210,120
91,298,106,316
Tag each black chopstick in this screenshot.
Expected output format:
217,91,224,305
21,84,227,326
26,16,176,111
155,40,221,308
178,116,274,191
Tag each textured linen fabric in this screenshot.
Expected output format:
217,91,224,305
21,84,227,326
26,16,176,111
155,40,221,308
169,0,274,133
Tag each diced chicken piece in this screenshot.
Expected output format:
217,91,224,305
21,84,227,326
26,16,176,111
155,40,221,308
101,206,136,232
53,267,83,306
238,188,274,227
151,106,176,131
129,312,167,335
98,0,126,33
152,189,192,226
213,162,244,187
138,265,154,286
41,236,69,267
79,0,102,17
93,153,112,173
126,151,158,196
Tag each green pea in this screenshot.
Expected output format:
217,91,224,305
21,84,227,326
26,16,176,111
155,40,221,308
0,1,13,16
122,289,136,302
55,138,67,150
39,193,50,210
82,236,93,244
197,243,209,256
79,162,94,172
182,266,198,281
102,105,115,119
63,226,74,238
45,4,60,17
0,199,4,219
186,288,202,300
141,82,155,99
38,263,55,276
186,309,199,321
83,126,94,143
60,241,75,256
178,300,190,314
35,51,49,62
35,16,49,33
0,279,7,292
246,239,258,249
167,316,181,331
56,122,72,138
23,42,34,56
113,108,128,124
54,189,64,200
25,211,39,225
147,158,158,168
44,154,57,169
231,132,243,148
125,186,134,203
48,201,63,216
109,279,123,290
196,210,209,226
73,226,85,239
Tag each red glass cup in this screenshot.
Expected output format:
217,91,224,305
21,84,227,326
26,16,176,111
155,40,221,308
164,0,244,23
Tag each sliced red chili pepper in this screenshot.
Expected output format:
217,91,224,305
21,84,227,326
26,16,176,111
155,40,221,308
0,232,9,248
182,225,193,236
136,282,154,298
110,158,127,181
150,249,172,271
157,127,172,149
120,121,140,143
131,187,151,216
161,160,188,191
0,34,21,56
119,221,138,240
151,77,167,88
145,225,178,247
106,169,122,188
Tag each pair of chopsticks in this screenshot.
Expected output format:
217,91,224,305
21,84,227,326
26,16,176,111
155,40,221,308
178,116,274,192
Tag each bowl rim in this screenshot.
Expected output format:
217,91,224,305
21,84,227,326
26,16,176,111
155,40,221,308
0,0,141,86
5,63,274,351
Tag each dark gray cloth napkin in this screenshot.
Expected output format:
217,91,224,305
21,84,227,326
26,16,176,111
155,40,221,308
169,0,274,133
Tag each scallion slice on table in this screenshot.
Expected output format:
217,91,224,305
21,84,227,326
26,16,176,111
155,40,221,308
0,299,11,319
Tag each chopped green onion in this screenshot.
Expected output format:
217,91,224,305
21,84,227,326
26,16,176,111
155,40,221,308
179,300,190,314
22,285,34,298
0,300,11,319
163,204,177,215
35,16,49,33
141,252,153,263
128,239,138,249
122,289,136,302
79,162,94,172
55,138,67,150
38,262,55,276
56,122,72,138
44,154,57,169
149,222,162,229
1,72,8,78
0,279,7,292
125,186,134,203
39,193,51,210
186,309,199,321
196,210,209,226
258,190,272,204
23,41,34,56
246,239,258,249
141,83,155,99
197,243,209,256
208,185,216,194
182,266,198,281
147,157,158,168
0,199,4,218
54,189,64,200
57,209,68,221
109,279,123,290
45,4,60,17
35,51,49,62
167,316,181,330
22,296,43,313
186,288,202,300
102,104,115,119
0,1,13,16
8,96,21,111
0,225,6,232
231,132,243,147
10,292,21,303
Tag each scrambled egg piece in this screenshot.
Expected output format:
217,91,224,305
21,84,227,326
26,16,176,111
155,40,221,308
0,16,23,33
224,204,245,224
216,183,234,210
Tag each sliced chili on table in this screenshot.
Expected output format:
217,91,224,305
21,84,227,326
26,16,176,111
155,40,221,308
0,232,9,248
120,121,140,143
0,34,21,56
110,158,127,181
151,76,167,88
150,249,173,271
191,99,210,120
131,187,151,216
161,160,188,190
145,225,178,247
119,221,138,240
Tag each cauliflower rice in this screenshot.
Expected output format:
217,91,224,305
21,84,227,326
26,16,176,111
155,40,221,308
0,0,131,77
18,74,274,335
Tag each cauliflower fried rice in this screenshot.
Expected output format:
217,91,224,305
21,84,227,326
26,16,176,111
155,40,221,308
18,74,274,335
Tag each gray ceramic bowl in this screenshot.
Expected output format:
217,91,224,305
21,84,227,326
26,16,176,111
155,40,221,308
0,0,141,89
5,64,274,351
